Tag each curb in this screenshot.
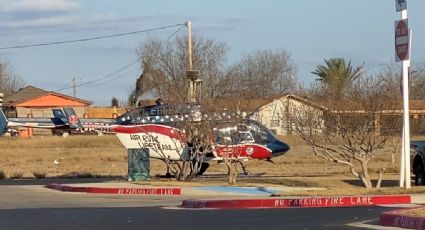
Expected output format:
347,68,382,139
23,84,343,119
46,183,181,195
379,207,425,229
181,195,412,209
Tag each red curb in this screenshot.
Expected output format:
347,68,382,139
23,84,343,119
181,195,411,209
46,183,181,195
379,207,425,229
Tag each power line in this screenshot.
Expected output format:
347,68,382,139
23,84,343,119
55,82,72,92
55,59,140,91
76,68,140,94
166,25,185,41
0,23,185,50
54,24,186,92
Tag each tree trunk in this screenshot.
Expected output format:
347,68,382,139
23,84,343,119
375,168,385,188
226,161,237,185
360,160,372,188
177,161,189,181
360,175,372,189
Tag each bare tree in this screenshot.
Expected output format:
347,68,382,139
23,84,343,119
0,62,25,96
132,35,228,105
409,63,425,100
292,76,399,188
225,49,297,99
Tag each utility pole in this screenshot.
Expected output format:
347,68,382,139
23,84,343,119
72,78,77,98
185,21,199,104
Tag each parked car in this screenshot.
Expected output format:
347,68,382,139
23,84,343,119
411,141,425,185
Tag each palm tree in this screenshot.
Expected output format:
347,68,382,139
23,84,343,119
312,58,363,100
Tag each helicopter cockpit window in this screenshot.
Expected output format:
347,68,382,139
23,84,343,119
214,127,237,145
214,126,255,145
216,133,232,145
229,131,254,144
247,121,274,144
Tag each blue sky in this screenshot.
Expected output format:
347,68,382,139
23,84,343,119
0,0,424,105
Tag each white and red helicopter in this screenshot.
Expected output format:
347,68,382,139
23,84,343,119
111,102,290,175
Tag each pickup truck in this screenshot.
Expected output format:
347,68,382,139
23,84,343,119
411,141,425,185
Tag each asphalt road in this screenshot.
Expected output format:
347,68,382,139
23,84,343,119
0,179,401,230
0,206,394,230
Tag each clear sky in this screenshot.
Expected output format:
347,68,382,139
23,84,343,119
0,0,424,105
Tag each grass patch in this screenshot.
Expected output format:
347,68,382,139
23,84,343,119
0,134,416,194
0,136,122,149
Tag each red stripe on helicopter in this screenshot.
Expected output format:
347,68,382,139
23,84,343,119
112,124,186,141
215,144,272,159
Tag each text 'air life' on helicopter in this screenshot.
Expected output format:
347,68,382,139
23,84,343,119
112,101,290,175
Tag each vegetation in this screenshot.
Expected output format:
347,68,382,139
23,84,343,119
130,35,296,105
311,58,362,100
292,74,400,188
225,49,297,99
0,61,25,96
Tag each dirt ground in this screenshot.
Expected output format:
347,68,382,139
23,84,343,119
0,135,407,189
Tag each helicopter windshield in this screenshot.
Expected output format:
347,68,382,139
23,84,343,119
247,120,275,145
237,131,255,143
214,125,255,145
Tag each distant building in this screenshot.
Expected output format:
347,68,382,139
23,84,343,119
250,94,325,136
250,94,425,136
2,85,92,118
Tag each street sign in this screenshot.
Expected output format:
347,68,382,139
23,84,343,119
395,0,407,12
395,19,409,62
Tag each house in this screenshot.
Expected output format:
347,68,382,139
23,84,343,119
212,97,271,117
213,93,425,137
250,94,326,136
2,86,92,118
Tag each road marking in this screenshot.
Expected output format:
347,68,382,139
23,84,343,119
378,204,422,208
346,219,405,230
161,206,217,210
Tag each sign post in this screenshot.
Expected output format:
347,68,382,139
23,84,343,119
395,3,411,189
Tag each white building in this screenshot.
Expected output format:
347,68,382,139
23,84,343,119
250,94,325,135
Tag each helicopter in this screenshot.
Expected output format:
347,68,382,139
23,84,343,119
111,101,290,176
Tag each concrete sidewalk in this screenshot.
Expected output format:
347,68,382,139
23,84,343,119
46,182,325,196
